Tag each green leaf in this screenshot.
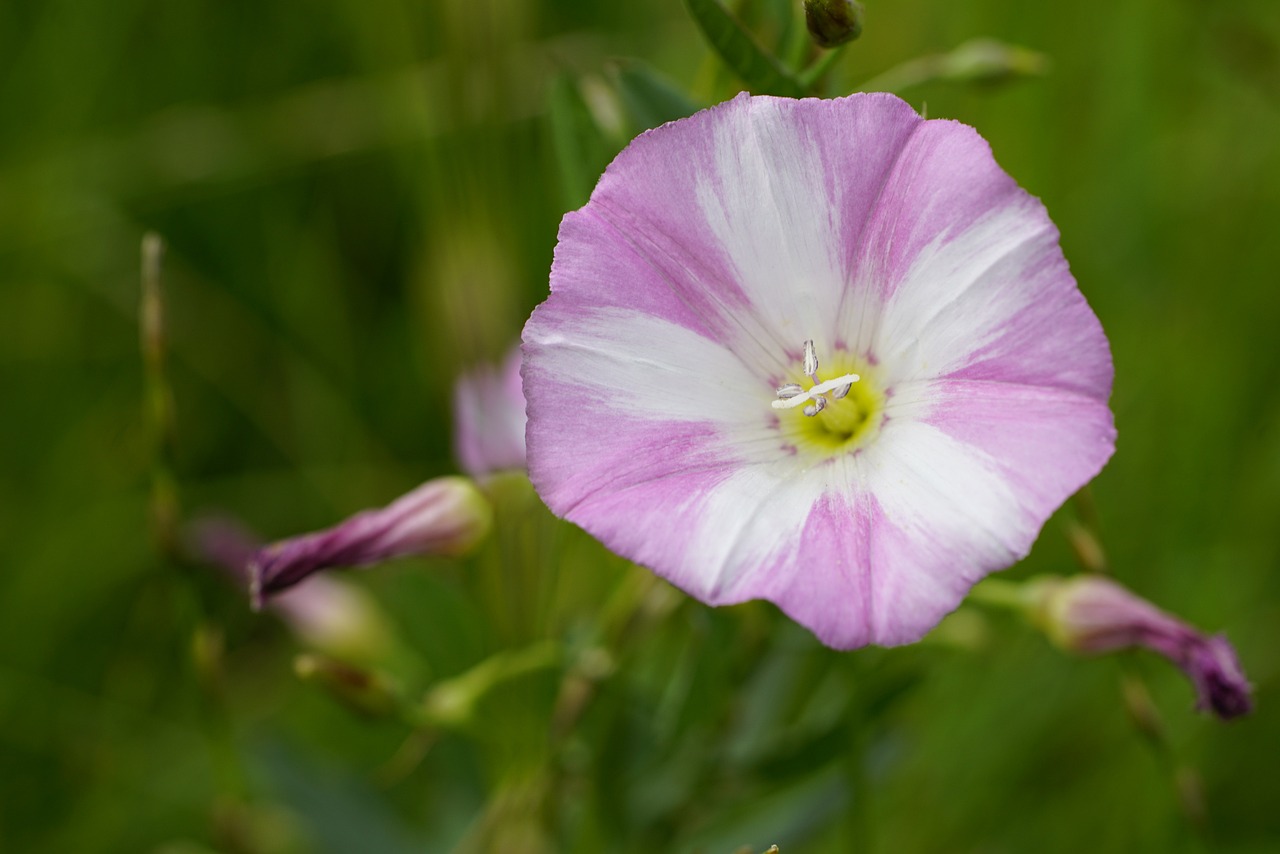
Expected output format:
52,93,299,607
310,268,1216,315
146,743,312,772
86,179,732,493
547,74,617,210
684,0,806,97
610,60,705,135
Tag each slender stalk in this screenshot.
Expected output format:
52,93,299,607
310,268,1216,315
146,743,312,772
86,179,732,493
798,45,846,91
140,232,181,560
1065,492,1208,837
140,233,253,819
840,653,879,853
967,577,1033,611
843,722,876,854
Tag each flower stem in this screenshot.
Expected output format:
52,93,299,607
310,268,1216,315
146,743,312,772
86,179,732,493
798,45,846,92
843,723,876,853
416,640,564,729
1066,487,1109,573
140,232,181,561
1064,488,1210,834
140,233,254,816
967,577,1033,611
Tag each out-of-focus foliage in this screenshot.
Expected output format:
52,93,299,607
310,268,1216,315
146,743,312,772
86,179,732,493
1,0,1278,852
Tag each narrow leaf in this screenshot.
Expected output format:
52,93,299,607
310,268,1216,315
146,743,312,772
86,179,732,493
684,0,806,97
547,74,616,210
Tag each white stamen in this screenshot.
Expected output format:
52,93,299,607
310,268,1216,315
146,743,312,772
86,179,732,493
802,339,819,380
770,341,861,413
775,383,805,399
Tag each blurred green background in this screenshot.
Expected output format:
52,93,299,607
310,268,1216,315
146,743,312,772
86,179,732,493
1,0,1278,851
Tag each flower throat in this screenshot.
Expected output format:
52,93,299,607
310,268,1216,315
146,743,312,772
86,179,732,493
774,340,882,455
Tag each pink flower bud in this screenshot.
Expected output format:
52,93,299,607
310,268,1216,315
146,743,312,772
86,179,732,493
190,514,401,658
1028,576,1253,720
247,476,492,602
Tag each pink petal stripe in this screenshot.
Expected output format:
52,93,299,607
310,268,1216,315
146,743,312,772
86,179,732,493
921,379,1116,514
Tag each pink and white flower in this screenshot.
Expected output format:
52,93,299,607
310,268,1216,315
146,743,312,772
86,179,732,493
521,92,1115,649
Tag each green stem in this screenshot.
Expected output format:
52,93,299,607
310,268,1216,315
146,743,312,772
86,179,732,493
140,234,254,809
966,578,1033,612
844,726,875,853
1118,661,1210,839
140,232,181,560
416,640,564,729
1064,486,1109,573
842,654,880,853
1063,489,1207,837
798,45,846,91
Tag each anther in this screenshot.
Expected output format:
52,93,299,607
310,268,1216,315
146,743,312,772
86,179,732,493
776,383,805,399
803,339,819,381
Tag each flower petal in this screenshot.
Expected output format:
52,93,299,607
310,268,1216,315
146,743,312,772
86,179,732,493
567,92,924,371
523,303,775,524
847,118,1112,394
525,93,1115,649
912,378,1116,514
830,377,1114,644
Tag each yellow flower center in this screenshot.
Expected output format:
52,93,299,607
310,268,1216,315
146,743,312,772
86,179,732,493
774,345,884,458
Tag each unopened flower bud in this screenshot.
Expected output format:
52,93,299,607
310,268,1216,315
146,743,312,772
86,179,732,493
1025,576,1253,720
804,0,865,49
250,476,492,601
190,515,394,659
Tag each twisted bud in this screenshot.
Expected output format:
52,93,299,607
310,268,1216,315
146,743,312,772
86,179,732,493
197,473,491,606
1024,576,1253,720
242,476,492,604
